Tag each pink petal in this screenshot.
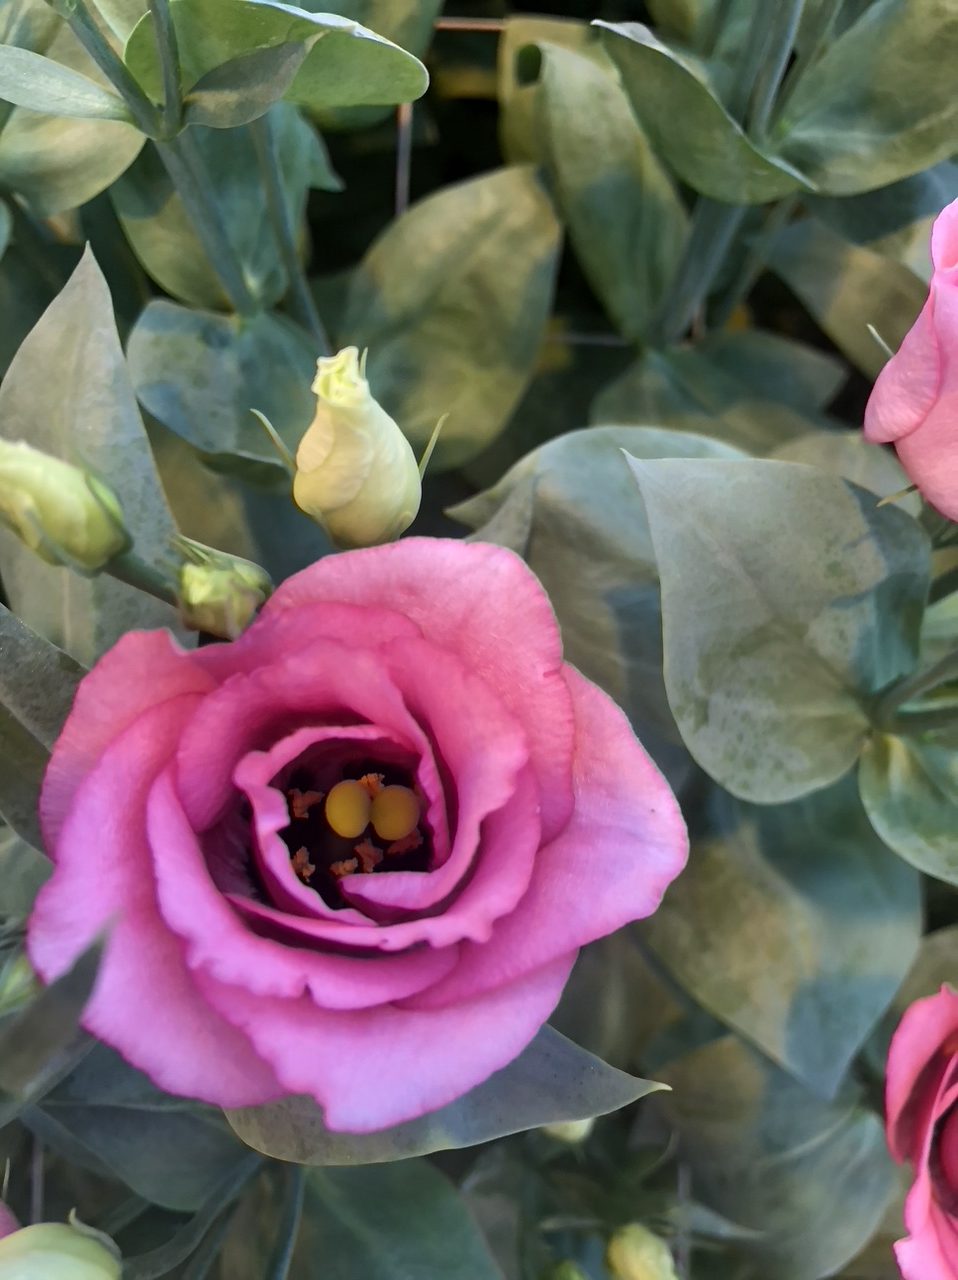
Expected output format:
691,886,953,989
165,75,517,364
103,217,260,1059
931,198,958,273
402,665,688,1011
895,383,958,520
341,636,531,915
886,987,958,1163
198,950,576,1132
863,297,940,444
40,630,216,852
176,636,433,831
28,698,281,1107
146,770,459,1010
265,539,577,841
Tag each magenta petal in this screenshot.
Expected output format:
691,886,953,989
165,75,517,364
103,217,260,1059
28,698,281,1107
40,630,216,851
403,665,688,1011
147,770,459,1010
176,637,432,831
886,987,958,1163
265,539,577,841
198,950,576,1132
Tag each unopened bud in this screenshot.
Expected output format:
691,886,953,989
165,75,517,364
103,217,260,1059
175,539,272,640
0,1219,120,1277
542,1117,594,1144
0,951,37,1017
607,1225,678,1280
293,346,421,548
0,440,129,572
552,1264,590,1280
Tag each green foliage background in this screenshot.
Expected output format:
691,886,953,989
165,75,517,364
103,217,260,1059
0,0,957,1277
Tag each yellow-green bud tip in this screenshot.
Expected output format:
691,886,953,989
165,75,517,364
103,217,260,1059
607,1225,678,1280
175,542,272,640
293,346,421,549
0,1221,121,1278
0,440,129,572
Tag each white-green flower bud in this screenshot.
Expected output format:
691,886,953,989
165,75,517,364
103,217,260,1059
293,347,421,549
175,539,272,640
542,1117,595,1144
607,1225,678,1280
0,1221,120,1278
0,440,129,572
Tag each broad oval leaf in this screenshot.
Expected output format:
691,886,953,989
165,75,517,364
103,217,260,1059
860,730,958,885
645,778,921,1098
127,301,316,476
0,248,184,664
0,46,131,120
183,41,311,129
339,166,561,468
124,0,428,114
775,0,958,195
771,431,922,516
226,1026,663,1164
595,21,810,203
533,42,687,342
626,457,931,803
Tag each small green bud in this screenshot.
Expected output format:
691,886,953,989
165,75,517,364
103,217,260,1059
542,1117,594,1144
174,538,272,640
0,951,38,1017
293,346,421,548
607,1225,678,1280
0,1221,120,1278
552,1263,590,1280
0,440,129,572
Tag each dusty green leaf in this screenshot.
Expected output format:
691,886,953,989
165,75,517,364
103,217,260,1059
626,457,930,802
771,431,922,515
226,1026,663,1164
0,22,143,215
592,346,821,454
0,248,184,664
0,46,131,120
860,729,958,884
124,0,428,113
0,825,50,918
596,21,810,203
659,1035,896,1279
695,329,847,414
645,778,921,1097
775,0,958,195
769,218,927,379
534,42,687,341
112,104,338,310
0,603,83,848
340,166,561,468
183,41,311,129
0,200,10,262
128,301,316,476
496,15,595,165
451,425,744,790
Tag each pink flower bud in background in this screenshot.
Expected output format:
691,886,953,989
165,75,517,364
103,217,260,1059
864,198,958,521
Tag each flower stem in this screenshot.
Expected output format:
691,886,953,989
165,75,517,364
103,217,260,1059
747,0,806,139
712,194,798,327
106,549,178,607
147,0,182,139
250,113,329,352
874,647,958,728
49,0,159,134
155,130,259,315
264,1166,305,1280
651,197,746,345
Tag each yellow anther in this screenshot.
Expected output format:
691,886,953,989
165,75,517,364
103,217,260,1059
370,785,421,843
325,780,372,839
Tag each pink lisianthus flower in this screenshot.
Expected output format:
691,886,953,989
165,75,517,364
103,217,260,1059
27,539,687,1133
886,986,958,1278
864,198,958,521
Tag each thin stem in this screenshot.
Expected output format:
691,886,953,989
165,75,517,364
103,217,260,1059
250,114,329,350
155,132,259,315
888,704,958,737
712,193,798,327
29,1138,43,1225
49,0,158,134
726,6,775,122
394,101,413,217
874,647,958,727
106,550,178,607
264,1166,305,1280
652,198,747,345
147,0,182,139
748,0,806,139
774,0,842,127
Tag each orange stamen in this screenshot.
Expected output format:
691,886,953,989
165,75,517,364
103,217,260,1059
290,847,315,882
386,829,423,857
289,788,324,820
330,857,359,878
354,838,384,873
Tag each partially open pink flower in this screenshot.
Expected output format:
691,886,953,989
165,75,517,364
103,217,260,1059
28,539,686,1133
864,198,958,520
886,986,958,1278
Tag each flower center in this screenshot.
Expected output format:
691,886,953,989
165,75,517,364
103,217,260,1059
276,756,430,908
